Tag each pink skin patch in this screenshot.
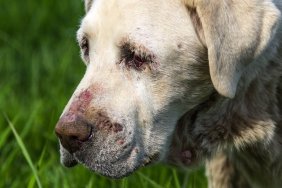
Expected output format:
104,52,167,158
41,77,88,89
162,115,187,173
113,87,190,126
61,89,94,123
181,150,192,165
117,139,125,145
59,84,124,136
168,147,197,167
79,89,93,102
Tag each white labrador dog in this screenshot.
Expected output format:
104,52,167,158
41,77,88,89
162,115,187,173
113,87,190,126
55,0,282,187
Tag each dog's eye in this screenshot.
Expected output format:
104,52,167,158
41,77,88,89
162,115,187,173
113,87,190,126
121,47,147,71
80,37,89,61
119,41,158,72
126,52,147,71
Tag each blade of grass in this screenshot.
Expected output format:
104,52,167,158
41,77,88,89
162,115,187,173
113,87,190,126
182,172,190,188
86,178,94,188
37,144,47,167
137,172,163,188
165,177,172,188
173,169,181,188
121,178,128,188
27,145,47,188
28,175,36,188
5,114,42,188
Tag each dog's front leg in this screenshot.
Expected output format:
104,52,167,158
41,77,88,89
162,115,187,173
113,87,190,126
206,151,251,188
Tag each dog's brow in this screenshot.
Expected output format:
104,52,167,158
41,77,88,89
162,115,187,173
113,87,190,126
118,37,155,60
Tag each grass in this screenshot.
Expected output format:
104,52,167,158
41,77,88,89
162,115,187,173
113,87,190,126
5,115,42,188
0,0,207,187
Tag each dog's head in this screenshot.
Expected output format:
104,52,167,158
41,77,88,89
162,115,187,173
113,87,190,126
55,0,280,178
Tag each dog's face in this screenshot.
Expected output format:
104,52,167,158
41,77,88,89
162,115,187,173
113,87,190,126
55,0,212,178
55,0,280,178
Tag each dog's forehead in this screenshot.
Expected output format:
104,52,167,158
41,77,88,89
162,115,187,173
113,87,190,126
81,0,188,37
80,0,198,62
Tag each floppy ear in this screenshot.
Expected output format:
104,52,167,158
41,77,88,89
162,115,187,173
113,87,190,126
184,0,281,98
84,0,93,12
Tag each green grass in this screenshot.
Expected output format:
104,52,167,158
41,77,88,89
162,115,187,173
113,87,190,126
0,0,207,187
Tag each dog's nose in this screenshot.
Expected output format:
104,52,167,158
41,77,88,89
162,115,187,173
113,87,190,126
55,115,92,153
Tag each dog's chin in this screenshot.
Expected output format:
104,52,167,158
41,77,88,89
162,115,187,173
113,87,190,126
59,146,157,178
60,146,78,167
76,149,142,178
78,161,140,179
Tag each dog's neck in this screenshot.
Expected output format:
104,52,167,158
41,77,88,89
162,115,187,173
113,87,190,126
167,59,282,167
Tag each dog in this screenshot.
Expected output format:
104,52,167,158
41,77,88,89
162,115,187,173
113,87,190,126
55,0,282,187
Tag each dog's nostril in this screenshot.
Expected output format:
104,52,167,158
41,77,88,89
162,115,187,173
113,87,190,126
70,135,79,140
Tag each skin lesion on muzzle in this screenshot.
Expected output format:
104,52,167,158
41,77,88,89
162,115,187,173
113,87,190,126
55,89,94,154
55,88,125,158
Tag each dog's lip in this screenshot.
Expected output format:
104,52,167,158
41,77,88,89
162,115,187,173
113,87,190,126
61,151,79,168
74,143,136,165
110,140,137,163
61,137,137,168
60,147,79,168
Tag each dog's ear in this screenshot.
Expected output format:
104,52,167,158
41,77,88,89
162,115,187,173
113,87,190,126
84,0,93,12
184,0,280,98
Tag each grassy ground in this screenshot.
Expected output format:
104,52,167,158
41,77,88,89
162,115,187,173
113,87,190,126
0,0,207,187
